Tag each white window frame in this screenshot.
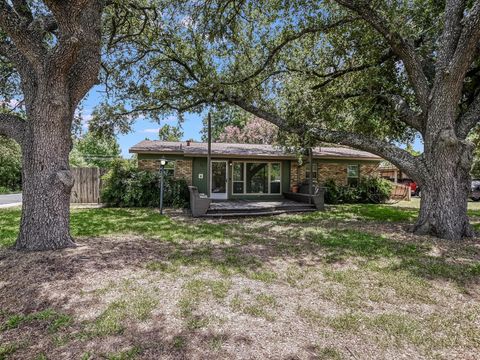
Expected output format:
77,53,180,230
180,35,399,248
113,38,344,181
165,161,176,177
231,161,282,195
347,164,359,185
305,161,318,180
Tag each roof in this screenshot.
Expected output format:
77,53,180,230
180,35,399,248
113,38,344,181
129,140,382,161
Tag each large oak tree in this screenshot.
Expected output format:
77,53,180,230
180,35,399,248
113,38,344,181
101,0,480,240
0,1,154,250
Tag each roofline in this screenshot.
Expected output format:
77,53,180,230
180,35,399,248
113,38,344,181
130,149,381,161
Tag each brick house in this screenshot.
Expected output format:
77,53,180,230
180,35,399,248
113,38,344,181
129,141,382,200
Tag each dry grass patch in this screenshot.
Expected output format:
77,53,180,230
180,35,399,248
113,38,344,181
0,206,479,359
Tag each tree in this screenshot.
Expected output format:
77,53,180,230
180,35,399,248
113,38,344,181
218,116,278,144
0,1,153,250
70,132,121,168
100,0,480,240
158,124,183,141
200,105,251,141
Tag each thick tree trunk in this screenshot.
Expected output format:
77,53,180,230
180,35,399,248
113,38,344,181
412,109,475,240
413,177,474,240
15,102,76,251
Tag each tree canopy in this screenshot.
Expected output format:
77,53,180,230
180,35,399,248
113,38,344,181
98,0,480,239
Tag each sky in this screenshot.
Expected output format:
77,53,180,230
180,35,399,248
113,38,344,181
82,86,424,158
82,86,205,158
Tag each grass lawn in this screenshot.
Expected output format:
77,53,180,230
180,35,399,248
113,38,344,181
0,205,479,359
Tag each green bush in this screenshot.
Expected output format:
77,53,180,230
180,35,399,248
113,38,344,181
0,136,22,192
101,160,189,208
324,177,392,204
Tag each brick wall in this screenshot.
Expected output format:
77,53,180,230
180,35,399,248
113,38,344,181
289,161,380,187
138,159,193,185
138,159,159,172
175,160,193,185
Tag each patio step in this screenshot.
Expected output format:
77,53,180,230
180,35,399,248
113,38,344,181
204,204,316,217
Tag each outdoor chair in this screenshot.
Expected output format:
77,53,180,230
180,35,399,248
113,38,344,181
188,186,211,217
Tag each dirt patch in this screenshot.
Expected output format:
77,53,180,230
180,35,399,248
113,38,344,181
1,213,479,359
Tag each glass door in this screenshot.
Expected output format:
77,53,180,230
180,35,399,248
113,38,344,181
210,160,228,199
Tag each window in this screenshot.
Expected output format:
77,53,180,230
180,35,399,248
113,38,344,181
233,162,244,194
164,161,175,177
305,162,318,180
347,164,359,186
232,161,281,194
270,163,281,194
246,163,268,193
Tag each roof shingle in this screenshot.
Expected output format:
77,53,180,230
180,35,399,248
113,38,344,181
129,140,381,160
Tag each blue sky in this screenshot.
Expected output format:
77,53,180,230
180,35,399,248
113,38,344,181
82,86,204,158
82,86,424,158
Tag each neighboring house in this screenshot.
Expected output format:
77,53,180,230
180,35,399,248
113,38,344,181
129,141,382,200
378,161,411,183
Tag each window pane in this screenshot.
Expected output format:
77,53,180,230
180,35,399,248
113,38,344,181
246,163,268,193
233,182,244,194
306,162,317,179
270,163,281,194
211,161,227,194
347,165,359,178
164,161,175,177
233,163,244,181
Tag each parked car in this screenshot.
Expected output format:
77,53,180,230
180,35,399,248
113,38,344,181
399,179,420,196
471,180,480,201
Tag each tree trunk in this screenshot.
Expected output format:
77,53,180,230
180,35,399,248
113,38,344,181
412,121,475,240
15,102,76,251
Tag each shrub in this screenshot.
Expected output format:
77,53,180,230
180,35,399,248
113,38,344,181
0,136,22,192
101,160,189,208
324,177,392,204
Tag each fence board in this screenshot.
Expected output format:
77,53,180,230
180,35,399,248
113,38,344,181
391,183,411,201
70,167,102,203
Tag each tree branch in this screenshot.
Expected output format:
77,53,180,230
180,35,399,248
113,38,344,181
223,95,426,181
0,112,25,144
0,1,46,65
310,50,394,90
383,94,424,133
220,17,359,86
436,0,466,70
448,1,480,79
12,0,32,22
334,0,431,113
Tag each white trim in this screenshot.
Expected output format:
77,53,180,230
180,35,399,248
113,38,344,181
231,160,282,195
210,160,228,200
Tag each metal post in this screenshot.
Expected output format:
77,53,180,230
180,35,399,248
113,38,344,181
309,147,313,204
207,112,212,197
160,163,165,214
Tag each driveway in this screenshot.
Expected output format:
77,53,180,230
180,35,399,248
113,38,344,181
0,193,22,208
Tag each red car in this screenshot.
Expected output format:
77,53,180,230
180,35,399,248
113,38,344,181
399,179,420,196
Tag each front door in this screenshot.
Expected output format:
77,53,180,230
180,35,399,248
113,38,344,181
210,160,228,200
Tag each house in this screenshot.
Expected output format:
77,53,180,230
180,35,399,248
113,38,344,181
129,140,382,200
378,161,411,183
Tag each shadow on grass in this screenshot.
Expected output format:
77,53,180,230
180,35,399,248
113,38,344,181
0,206,479,358
305,228,480,287
271,204,419,224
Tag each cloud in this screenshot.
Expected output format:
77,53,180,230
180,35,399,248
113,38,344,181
142,128,160,134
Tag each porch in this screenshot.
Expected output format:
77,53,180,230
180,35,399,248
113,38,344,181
188,185,323,217
205,199,317,217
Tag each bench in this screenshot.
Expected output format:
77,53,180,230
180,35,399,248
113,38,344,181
188,186,212,217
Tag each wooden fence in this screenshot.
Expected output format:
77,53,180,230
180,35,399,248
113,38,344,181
70,167,103,204
390,183,411,201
